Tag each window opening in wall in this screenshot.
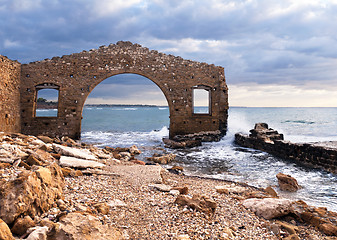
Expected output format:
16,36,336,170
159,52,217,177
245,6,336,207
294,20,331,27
193,87,210,114
35,84,59,117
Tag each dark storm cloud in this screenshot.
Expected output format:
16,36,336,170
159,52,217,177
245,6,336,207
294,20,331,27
1,0,337,99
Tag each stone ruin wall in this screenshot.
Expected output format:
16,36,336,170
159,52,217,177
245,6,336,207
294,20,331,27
20,41,228,139
235,133,337,174
0,55,21,133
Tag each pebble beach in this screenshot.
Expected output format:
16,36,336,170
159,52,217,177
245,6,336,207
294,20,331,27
0,132,336,239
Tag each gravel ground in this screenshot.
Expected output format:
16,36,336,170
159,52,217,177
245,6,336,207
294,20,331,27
63,167,329,240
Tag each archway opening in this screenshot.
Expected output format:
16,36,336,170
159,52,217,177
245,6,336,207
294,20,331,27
81,73,169,148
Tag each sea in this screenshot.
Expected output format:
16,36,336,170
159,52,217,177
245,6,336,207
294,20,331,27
39,106,337,211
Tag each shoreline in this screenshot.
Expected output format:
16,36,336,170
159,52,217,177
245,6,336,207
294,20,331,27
0,133,336,239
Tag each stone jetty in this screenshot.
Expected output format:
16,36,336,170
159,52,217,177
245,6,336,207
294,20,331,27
235,123,337,174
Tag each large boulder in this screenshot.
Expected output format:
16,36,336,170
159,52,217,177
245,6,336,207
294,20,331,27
147,153,176,164
11,215,36,236
53,212,123,240
0,219,14,240
52,144,97,160
0,163,64,225
59,156,105,169
276,173,300,192
249,123,284,142
242,198,293,220
26,226,49,240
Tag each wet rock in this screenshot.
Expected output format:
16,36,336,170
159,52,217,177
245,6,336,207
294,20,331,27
119,152,131,161
276,173,300,192
11,215,36,236
174,194,217,214
0,219,14,240
53,144,97,161
26,226,48,240
147,153,176,164
59,156,105,169
172,130,223,143
53,212,123,239
249,123,284,142
313,207,327,217
129,145,141,155
168,165,184,174
0,163,64,225
242,198,293,220
163,138,202,149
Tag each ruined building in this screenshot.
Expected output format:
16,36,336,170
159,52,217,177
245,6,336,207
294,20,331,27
1,41,228,139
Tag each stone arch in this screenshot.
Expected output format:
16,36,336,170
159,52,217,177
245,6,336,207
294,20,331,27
81,71,172,118
20,41,228,139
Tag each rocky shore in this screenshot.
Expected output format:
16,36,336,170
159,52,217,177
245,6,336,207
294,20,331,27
0,132,337,239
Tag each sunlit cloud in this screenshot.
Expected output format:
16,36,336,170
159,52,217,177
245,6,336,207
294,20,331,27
1,0,337,106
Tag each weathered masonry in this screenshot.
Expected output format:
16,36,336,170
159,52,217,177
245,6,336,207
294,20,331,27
3,41,228,139
0,56,21,133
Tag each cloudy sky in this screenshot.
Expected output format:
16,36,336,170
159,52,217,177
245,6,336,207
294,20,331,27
2,0,337,107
